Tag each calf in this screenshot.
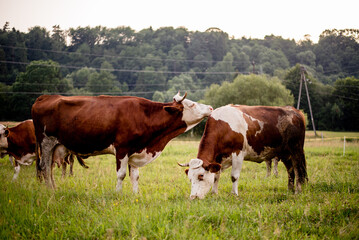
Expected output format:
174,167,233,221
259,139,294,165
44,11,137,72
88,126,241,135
180,105,308,199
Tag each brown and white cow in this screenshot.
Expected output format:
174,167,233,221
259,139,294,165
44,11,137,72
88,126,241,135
180,104,308,199
0,120,84,180
31,92,213,192
0,120,37,180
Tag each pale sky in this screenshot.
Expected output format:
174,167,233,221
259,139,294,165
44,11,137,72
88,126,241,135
1,0,358,43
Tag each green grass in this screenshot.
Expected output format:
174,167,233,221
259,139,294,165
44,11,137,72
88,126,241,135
0,137,358,239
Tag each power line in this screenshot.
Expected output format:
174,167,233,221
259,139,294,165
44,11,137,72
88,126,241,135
0,60,242,75
0,44,236,64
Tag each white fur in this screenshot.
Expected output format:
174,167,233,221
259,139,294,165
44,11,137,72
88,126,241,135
0,124,8,149
187,159,215,200
181,99,213,131
128,148,162,168
16,153,36,165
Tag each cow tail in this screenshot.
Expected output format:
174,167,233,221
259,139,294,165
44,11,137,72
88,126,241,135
76,156,89,169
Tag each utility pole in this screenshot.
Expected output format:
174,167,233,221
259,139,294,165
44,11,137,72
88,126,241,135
297,66,317,136
251,61,255,74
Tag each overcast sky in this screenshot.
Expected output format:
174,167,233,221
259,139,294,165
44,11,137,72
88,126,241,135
1,0,358,43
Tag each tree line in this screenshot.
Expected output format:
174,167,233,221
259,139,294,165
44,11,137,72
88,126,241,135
0,23,358,131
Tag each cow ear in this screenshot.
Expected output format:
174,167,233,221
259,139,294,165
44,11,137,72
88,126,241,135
164,105,182,113
4,129,10,137
208,163,221,173
185,169,189,175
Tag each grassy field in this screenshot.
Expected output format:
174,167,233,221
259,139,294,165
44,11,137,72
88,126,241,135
0,132,358,239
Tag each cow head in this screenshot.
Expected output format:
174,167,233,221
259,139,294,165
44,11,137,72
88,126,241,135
0,124,9,150
168,92,213,131
180,158,221,199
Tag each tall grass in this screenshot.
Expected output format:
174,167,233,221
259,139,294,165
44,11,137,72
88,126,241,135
0,137,358,239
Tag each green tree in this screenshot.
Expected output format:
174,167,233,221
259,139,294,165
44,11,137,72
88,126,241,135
86,61,120,95
332,77,359,130
259,48,289,75
204,74,294,109
204,52,235,85
10,60,72,119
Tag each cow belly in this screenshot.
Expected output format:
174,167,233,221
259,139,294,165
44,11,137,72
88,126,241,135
128,149,162,168
16,153,36,165
244,146,275,163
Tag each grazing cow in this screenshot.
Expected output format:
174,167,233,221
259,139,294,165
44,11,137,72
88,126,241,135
0,120,37,180
31,92,213,192
0,121,84,180
179,104,308,199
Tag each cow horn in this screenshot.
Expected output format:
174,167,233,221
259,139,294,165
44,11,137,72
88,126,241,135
178,92,187,103
177,162,189,167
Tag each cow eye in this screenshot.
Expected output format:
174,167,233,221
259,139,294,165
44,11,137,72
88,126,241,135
198,174,204,181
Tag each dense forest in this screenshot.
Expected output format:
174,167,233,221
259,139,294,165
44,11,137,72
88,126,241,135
0,22,358,131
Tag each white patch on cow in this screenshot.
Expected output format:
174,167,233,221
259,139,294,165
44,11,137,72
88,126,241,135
231,151,245,195
116,155,129,192
128,148,162,168
211,105,248,135
0,124,8,149
129,166,140,193
16,153,36,165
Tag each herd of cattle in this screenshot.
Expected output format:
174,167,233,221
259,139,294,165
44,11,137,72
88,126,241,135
0,92,308,199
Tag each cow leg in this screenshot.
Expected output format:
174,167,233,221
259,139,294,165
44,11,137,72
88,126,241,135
231,152,245,196
69,154,74,176
12,161,20,181
9,155,14,165
292,150,307,194
212,172,221,194
273,157,279,177
129,165,140,193
265,160,272,178
61,160,67,178
282,159,295,192
116,155,129,192
40,136,58,189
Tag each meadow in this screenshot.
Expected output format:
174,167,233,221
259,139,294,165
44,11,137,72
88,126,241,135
0,131,358,239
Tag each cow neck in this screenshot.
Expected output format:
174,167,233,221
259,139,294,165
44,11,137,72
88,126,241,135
142,102,187,152
196,134,217,168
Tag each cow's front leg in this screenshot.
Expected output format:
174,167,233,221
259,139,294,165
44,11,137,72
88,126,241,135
212,172,221,194
231,152,244,196
116,155,129,192
129,165,140,193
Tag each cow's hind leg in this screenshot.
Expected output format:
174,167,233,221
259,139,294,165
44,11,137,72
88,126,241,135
231,152,245,196
282,159,295,193
40,136,58,189
129,165,140,193
292,150,308,194
116,155,128,192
